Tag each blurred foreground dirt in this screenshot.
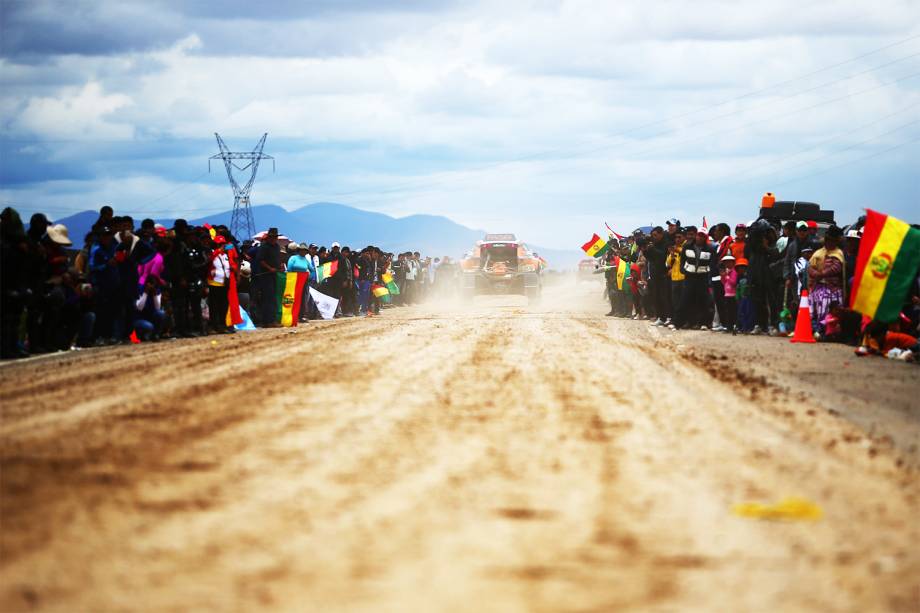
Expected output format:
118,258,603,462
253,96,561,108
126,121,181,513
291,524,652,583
1,283,919,612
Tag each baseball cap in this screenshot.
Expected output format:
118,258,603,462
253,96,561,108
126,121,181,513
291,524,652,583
666,218,680,226
331,241,340,248
845,229,862,239
796,221,808,230
806,220,818,229
735,223,747,230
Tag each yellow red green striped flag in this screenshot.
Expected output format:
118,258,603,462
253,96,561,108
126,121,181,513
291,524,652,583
850,209,920,322
382,271,400,295
275,272,308,327
581,233,608,258
372,284,390,298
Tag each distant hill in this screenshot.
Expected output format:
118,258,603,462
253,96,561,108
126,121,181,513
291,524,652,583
53,202,583,269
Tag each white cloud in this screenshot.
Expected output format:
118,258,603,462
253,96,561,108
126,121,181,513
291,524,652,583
2,0,919,247
13,82,134,140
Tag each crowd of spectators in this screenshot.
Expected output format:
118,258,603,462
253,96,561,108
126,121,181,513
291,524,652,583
0,205,457,359
601,214,920,362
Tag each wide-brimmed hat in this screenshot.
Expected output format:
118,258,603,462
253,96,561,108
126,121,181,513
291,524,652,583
46,223,73,246
267,227,279,237
721,254,736,262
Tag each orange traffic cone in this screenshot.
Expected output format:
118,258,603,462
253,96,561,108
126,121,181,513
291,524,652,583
789,289,816,343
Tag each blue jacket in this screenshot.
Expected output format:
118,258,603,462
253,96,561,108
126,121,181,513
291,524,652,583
89,242,120,290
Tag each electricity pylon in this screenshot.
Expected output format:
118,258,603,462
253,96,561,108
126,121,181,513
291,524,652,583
209,133,274,240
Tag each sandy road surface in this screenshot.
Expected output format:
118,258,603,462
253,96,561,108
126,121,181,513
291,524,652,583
1,284,919,612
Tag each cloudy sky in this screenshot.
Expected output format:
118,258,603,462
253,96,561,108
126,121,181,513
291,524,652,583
1,0,919,248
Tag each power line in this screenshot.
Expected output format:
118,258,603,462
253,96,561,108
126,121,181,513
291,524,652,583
634,101,920,204
278,39,920,201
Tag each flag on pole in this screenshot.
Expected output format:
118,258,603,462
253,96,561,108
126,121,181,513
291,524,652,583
605,222,626,241
382,271,400,295
850,209,920,322
309,287,339,320
581,233,608,258
702,216,708,230
372,284,390,298
275,271,308,327
316,260,338,282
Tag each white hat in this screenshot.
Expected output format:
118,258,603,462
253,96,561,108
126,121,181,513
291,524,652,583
721,254,735,262
46,223,73,246
331,241,340,248
845,229,862,239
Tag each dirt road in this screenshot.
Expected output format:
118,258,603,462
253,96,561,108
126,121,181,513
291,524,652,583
2,284,919,612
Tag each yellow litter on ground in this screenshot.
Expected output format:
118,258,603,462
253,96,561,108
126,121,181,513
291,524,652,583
733,497,823,521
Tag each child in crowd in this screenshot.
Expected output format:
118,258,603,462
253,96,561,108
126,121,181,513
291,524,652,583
735,258,753,333
719,255,737,333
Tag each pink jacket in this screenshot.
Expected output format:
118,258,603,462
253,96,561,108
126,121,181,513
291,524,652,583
138,252,164,287
721,268,738,297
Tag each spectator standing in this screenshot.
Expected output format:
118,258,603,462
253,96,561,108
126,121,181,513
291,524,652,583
207,235,232,334
720,255,738,332
646,226,670,326
808,225,846,340
255,228,282,327
671,229,715,330
89,225,122,343
666,231,685,324
1,208,30,358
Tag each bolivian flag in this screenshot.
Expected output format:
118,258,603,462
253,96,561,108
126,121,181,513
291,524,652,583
276,271,308,327
581,233,608,258
316,260,338,282
372,284,390,298
382,271,400,295
615,257,629,290
850,209,920,322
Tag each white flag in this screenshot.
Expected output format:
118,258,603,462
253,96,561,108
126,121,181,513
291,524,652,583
309,287,339,320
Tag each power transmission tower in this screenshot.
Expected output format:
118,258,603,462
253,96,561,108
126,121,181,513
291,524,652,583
209,133,274,240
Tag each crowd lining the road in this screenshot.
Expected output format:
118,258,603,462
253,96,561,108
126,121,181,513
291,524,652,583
600,215,919,362
0,205,459,359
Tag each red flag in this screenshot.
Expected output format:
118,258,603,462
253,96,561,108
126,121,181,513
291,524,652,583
225,246,243,327
702,216,709,230
605,222,625,240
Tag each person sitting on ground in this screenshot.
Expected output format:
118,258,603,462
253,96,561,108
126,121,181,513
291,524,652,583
856,320,918,360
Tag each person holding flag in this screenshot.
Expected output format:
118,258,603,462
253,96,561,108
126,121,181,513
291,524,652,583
581,233,608,259
206,234,234,334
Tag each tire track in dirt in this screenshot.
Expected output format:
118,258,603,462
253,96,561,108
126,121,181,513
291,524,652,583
1,290,918,612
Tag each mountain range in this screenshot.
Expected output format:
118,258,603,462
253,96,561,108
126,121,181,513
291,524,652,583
53,202,584,269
